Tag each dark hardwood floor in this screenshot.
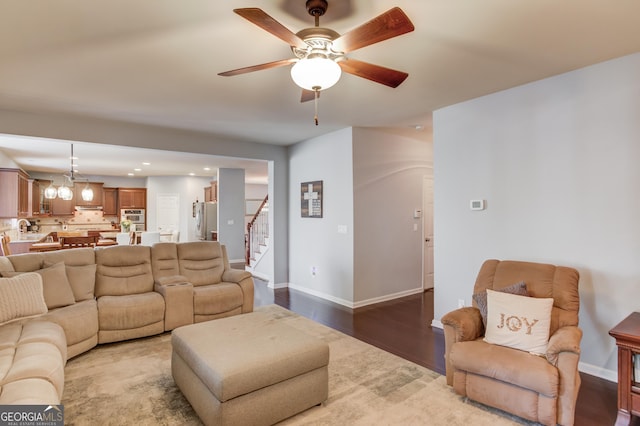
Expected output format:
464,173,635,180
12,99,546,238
254,280,632,426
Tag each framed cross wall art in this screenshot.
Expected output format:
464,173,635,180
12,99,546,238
301,180,323,218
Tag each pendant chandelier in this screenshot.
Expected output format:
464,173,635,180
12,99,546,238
44,144,94,202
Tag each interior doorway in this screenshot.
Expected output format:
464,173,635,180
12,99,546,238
422,175,434,289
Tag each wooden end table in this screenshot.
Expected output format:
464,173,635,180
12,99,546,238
609,312,640,426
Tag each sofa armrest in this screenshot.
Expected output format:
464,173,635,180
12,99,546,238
546,326,582,426
222,269,251,283
441,307,484,342
546,325,582,366
154,280,193,331
441,307,484,386
222,268,254,313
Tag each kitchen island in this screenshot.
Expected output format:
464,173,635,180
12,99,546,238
8,230,118,253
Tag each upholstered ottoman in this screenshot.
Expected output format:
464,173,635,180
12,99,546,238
171,309,329,426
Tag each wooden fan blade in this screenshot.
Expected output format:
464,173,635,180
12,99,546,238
234,8,307,50
338,58,408,88
300,89,320,103
332,7,414,53
218,58,297,77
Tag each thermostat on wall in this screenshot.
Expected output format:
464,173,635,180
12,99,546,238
470,200,485,211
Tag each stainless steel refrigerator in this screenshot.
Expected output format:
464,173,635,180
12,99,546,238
194,202,217,240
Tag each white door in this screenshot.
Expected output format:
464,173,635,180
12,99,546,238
423,176,434,289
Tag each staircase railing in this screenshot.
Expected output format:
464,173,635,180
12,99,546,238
246,195,269,266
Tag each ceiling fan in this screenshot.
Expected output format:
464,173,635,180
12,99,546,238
218,0,414,123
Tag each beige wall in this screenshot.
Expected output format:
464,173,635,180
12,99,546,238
288,126,432,308
433,53,640,380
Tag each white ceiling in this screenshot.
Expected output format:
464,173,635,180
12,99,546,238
1,0,639,179
0,134,269,183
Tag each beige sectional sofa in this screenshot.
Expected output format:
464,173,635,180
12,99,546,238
0,241,254,405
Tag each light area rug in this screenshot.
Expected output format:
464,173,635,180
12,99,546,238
62,304,536,425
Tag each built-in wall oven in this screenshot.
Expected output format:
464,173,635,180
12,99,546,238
120,209,146,231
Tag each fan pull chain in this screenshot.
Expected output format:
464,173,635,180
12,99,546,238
313,87,320,126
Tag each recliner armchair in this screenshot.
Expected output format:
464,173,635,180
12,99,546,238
441,259,582,426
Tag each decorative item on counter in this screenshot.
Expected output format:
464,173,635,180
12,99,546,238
121,219,132,233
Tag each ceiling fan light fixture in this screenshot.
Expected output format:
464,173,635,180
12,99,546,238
290,55,341,91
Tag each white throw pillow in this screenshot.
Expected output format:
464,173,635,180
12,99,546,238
483,289,553,355
0,273,48,325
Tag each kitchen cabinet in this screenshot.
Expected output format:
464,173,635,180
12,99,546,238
75,182,104,207
50,187,75,216
0,168,30,218
36,180,53,216
29,179,41,216
118,188,146,209
204,181,217,202
103,187,118,215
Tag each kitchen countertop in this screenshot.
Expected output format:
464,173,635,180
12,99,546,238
14,232,46,242
29,242,63,252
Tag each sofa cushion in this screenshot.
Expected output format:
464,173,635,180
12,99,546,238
484,289,553,355
44,261,96,302
151,242,180,281
0,321,67,404
42,300,99,348
450,340,559,397
95,246,154,296
0,378,61,405
0,273,48,325
0,256,14,273
97,292,165,330
473,281,527,327
3,262,76,309
193,283,243,316
1,339,66,398
177,242,224,286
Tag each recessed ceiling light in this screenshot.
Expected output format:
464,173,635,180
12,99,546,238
203,167,211,171
128,173,135,176
134,168,141,172
189,172,195,176
142,162,151,166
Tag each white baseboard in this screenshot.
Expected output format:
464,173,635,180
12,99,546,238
352,287,425,309
249,270,270,282
268,281,289,290
286,284,425,310
431,319,443,329
579,361,617,382
288,283,354,308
